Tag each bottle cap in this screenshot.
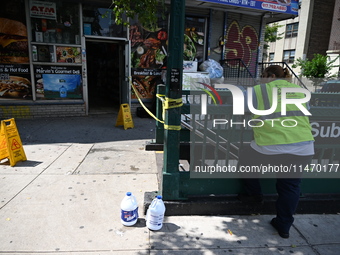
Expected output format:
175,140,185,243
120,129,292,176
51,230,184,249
157,195,162,199
126,192,132,196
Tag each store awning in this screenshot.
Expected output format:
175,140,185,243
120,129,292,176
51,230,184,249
78,0,298,23
171,0,299,23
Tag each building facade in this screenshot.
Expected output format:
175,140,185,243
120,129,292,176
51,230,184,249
265,0,339,86
1,0,298,119
327,0,340,77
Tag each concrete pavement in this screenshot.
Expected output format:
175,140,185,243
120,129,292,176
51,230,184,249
0,114,339,255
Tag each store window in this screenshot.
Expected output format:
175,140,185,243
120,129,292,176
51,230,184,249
0,0,31,100
283,50,295,63
285,23,298,38
82,6,126,38
29,0,82,100
31,1,80,45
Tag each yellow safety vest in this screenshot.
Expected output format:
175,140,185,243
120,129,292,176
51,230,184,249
252,80,314,146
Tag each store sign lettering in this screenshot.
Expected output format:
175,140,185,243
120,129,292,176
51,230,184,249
310,121,340,144
311,122,340,138
262,3,287,12
30,1,57,20
198,0,298,15
35,68,80,75
0,65,30,74
31,6,55,14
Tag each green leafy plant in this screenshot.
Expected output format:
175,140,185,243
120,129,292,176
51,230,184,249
264,23,284,49
108,0,166,30
292,53,339,87
263,23,284,59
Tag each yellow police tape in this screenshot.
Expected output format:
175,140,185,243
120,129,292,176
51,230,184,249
131,81,183,131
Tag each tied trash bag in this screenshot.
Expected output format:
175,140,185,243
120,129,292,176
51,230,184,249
199,59,223,79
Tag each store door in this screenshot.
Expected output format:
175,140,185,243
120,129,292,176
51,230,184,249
85,40,125,113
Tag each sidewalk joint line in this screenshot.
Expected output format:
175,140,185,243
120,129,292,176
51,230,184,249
292,223,322,255
0,144,72,210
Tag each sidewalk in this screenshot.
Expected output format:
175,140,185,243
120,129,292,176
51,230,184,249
0,114,339,255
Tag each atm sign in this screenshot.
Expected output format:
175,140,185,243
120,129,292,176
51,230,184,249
30,1,56,20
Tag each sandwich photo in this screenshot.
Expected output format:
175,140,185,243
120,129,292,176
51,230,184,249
0,76,32,98
0,18,29,63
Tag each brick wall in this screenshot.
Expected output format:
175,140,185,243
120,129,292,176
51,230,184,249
0,103,86,119
328,0,340,51
307,0,336,59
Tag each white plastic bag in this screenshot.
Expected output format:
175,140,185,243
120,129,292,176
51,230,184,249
199,59,224,79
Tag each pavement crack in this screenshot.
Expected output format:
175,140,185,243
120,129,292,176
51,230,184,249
71,143,95,175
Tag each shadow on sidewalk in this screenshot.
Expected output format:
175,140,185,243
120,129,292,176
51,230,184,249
13,114,156,145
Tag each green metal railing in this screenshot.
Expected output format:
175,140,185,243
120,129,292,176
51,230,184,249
154,85,340,200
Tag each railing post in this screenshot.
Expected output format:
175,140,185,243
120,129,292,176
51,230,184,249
155,84,165,144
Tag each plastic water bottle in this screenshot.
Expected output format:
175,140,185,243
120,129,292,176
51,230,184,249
146,195,166,231
32,46,38,62
59,85,67,98
120,192,138,226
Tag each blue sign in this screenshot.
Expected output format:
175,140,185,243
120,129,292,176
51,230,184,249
199,0,299,15
43,74,82,99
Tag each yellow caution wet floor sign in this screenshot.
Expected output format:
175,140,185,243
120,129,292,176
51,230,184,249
0,118,27,166
115,104,134,130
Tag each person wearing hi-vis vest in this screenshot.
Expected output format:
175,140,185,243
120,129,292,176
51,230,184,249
237,65,314,239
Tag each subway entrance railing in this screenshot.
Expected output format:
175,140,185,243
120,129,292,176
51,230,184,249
147,84,340,201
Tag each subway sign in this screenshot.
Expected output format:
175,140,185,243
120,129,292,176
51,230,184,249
311,121,340,144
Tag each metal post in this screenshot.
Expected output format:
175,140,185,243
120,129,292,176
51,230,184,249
155,84,165,144
162,0,185,200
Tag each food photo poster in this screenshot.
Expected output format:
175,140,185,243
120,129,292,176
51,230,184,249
0,1,32,100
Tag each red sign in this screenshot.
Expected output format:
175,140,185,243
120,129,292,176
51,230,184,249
11,139,21,150
30,1,57,20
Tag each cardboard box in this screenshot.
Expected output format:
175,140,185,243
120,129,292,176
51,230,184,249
183,61,198,73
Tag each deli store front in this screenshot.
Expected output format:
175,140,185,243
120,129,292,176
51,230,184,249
0,0,129,118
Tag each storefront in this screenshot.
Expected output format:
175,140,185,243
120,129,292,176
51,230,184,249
0,0,298,119
0,0,128,118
